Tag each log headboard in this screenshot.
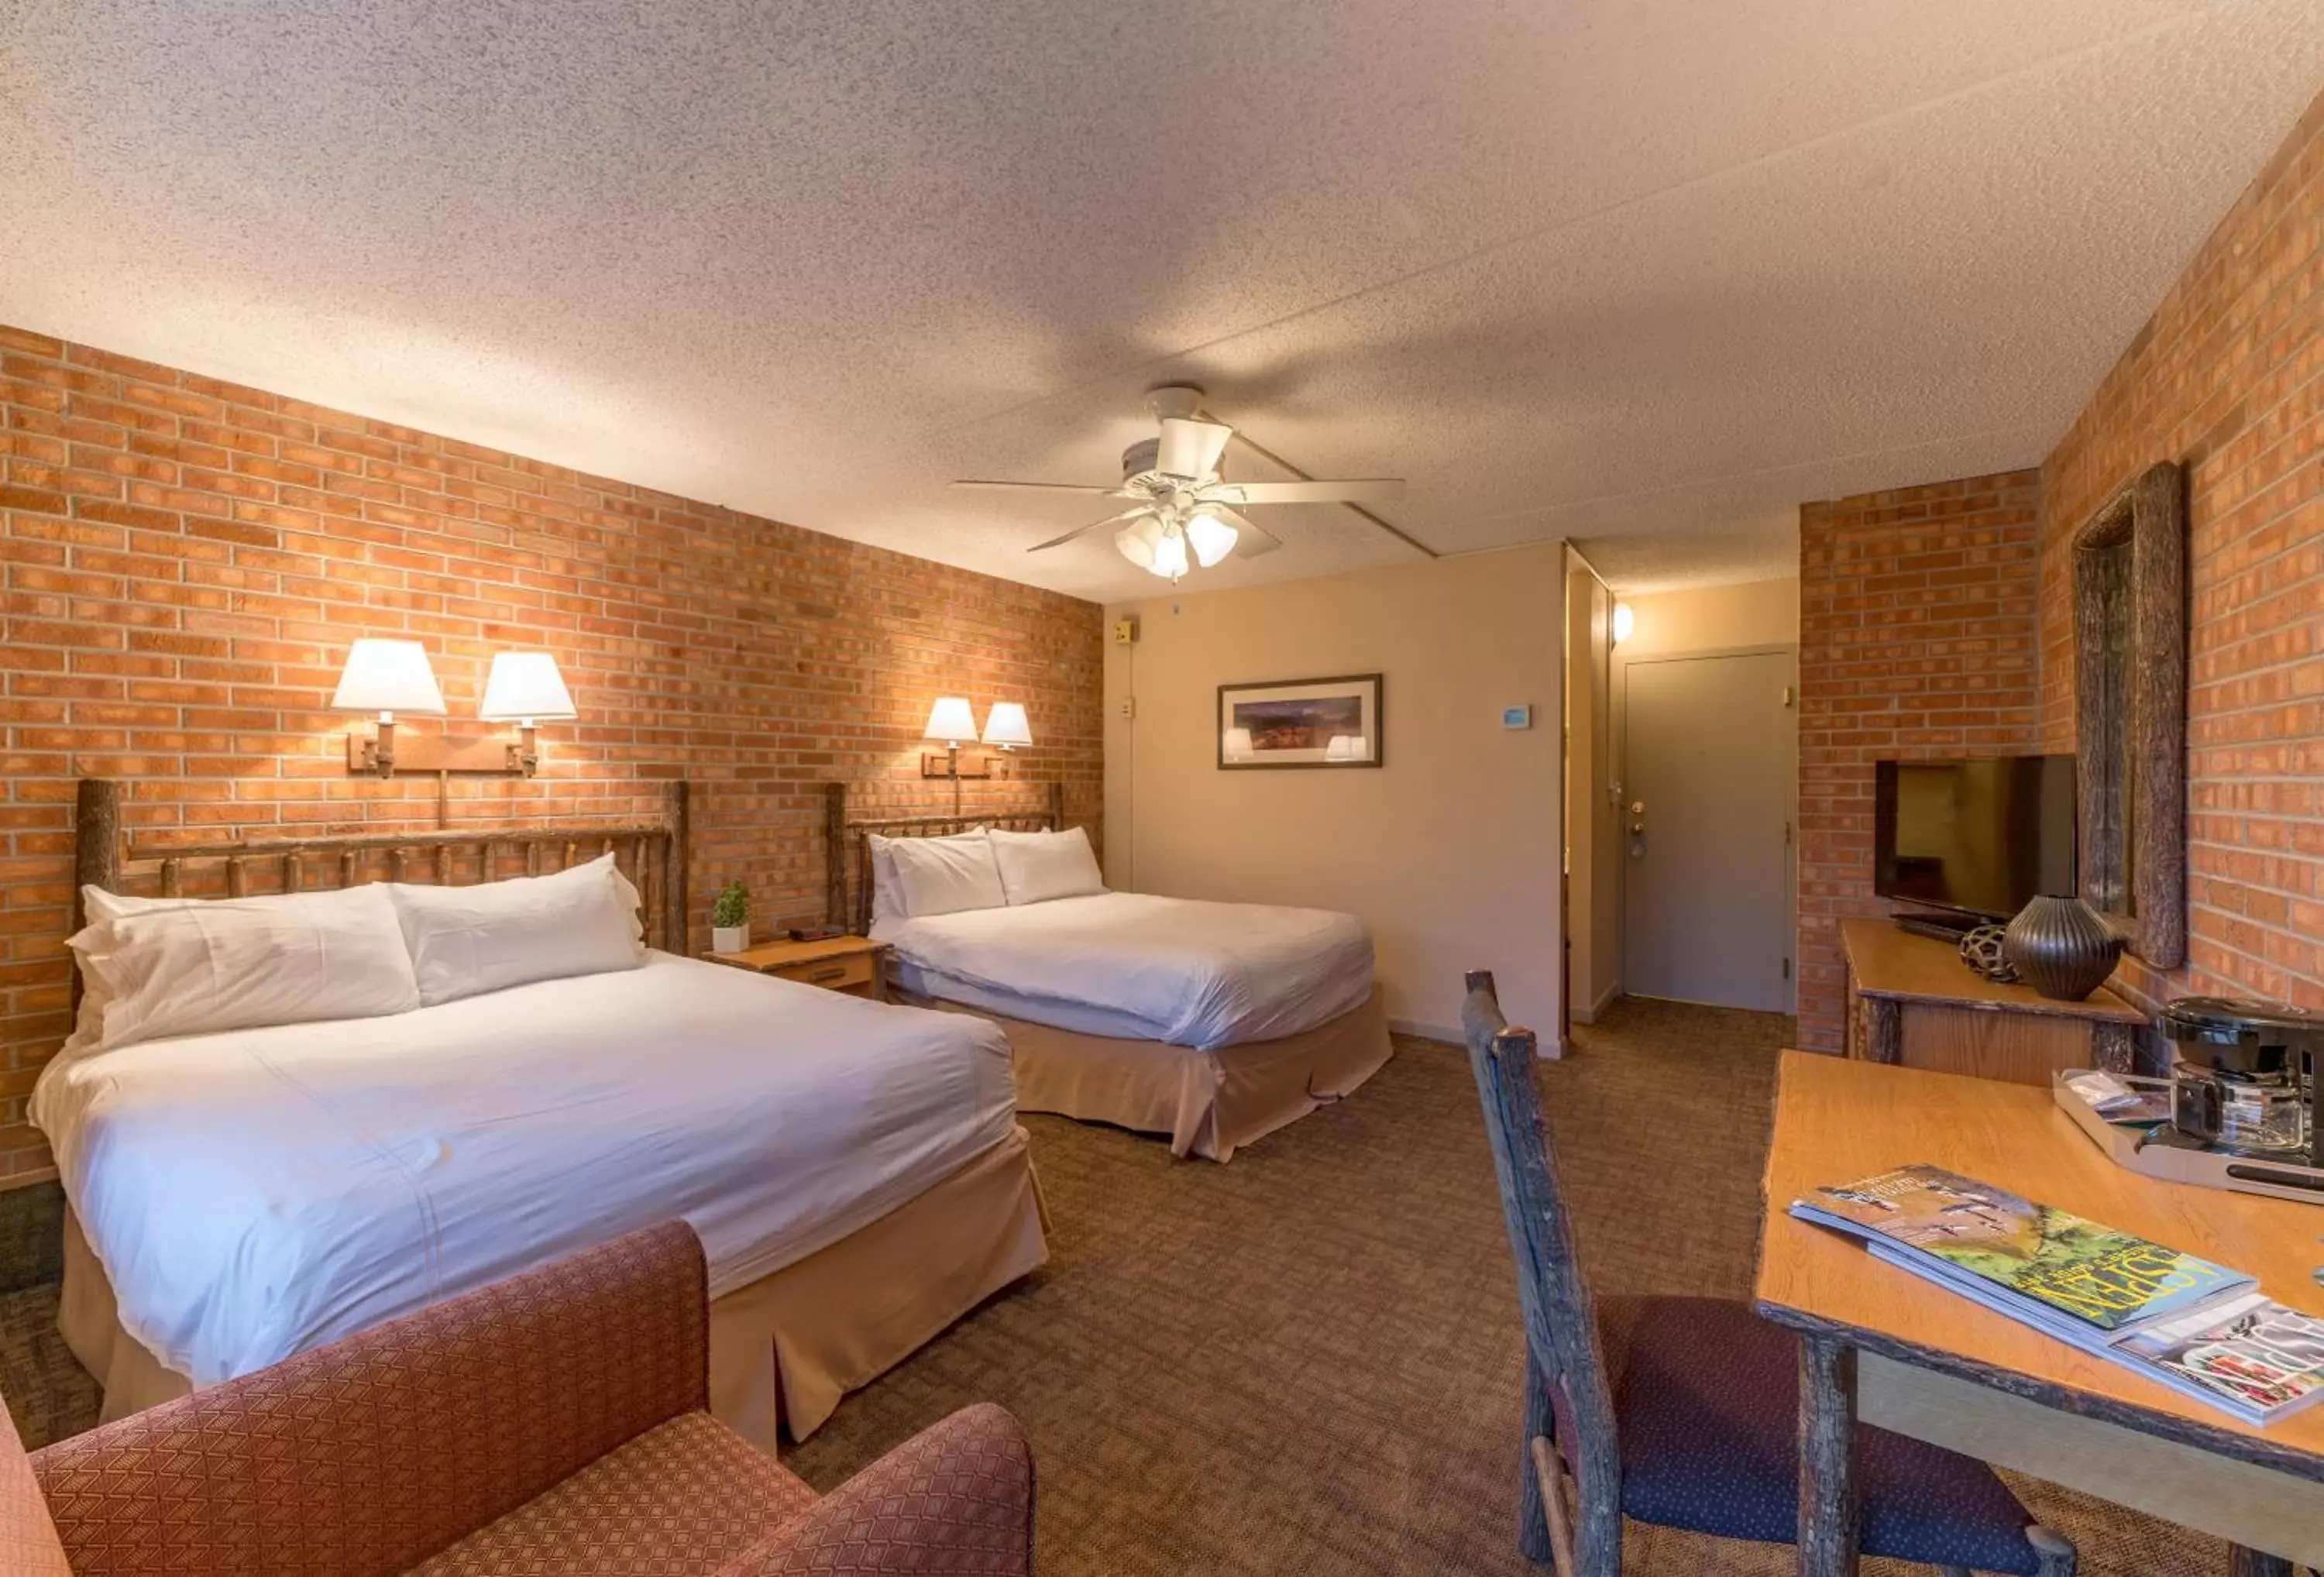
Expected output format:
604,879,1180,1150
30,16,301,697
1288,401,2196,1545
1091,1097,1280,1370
70,780,693,994
823,781,1063,937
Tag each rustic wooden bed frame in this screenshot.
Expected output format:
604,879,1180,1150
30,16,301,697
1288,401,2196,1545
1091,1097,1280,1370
71,779,691,1003
821,780,1062,937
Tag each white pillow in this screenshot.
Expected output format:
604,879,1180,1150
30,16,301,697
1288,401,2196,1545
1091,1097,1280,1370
989,826,1105,905
389,852,645,1006
887,831,1008,918
868,829,984,929
69,883,421,1053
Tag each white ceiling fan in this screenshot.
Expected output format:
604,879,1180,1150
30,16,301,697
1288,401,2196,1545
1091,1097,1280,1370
951,386,1407,581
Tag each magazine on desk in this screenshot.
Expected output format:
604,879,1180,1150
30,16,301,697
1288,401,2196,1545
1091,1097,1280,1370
1793,1163,2324,1424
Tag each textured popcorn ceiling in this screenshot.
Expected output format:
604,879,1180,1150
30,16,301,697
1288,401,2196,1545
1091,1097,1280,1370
3,2,2319,596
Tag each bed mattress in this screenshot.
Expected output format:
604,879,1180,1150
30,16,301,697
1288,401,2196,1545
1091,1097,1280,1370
30,950,1018,1389
874,890,1374,1050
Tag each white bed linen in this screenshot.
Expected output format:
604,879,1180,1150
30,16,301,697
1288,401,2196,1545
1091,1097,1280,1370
873,891,1373,1050
30,951,1016,1388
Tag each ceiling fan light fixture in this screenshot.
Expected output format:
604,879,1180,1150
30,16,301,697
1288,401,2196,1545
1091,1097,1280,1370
1184,510,1239,568
1149,524,1191,581
1114,516,1162,570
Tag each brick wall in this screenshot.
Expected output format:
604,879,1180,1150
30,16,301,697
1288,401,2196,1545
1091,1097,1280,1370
1795,470,2044,1051
2037,89,2324,1016
0,325,1105,1184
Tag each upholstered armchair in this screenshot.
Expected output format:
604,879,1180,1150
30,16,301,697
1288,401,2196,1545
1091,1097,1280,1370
3,1221,1035,1576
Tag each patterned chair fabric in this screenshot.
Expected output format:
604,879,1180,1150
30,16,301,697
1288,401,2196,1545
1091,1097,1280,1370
33,1220,711,1577
1601,1295,2044,1575
1,1405,70,1577
19,1221,1037,1576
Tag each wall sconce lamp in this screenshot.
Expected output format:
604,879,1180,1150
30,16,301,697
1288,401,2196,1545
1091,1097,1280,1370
479,651,578,777
1611,600,1635,645
981,702,1033,775
335,641,575,778
334,638,449,778
922,696,985,812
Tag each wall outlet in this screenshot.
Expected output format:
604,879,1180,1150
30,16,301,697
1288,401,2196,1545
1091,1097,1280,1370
1119,696,1136,720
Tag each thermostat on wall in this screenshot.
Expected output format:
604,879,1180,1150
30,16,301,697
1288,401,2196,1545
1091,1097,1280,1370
1502,704,1533,730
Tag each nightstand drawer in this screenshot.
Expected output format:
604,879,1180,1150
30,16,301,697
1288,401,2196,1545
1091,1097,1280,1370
772,953,875,991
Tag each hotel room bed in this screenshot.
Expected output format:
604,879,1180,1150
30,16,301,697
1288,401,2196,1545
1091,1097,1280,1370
43,781,1048,1445
832,786,1393,1160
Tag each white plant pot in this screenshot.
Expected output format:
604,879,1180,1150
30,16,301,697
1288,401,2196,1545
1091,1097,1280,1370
711,925,749,954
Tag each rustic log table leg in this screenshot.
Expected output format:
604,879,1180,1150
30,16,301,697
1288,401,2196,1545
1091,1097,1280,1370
2089,1020,2135,1074
2226,1544,2291,1576
1862,997,1900,1065
1797,1333,1861,1577
1517,1352,1557,1565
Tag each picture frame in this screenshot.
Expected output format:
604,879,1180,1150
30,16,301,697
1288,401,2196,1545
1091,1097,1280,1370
1217,673,1383,770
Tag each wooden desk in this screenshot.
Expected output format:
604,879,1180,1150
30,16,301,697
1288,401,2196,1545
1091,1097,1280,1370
1755,1050,2324,1574
1841,918,2145,1084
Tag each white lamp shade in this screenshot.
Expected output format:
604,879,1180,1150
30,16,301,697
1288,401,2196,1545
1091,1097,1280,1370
1222,727,1254,759
1184,511,1239,568
1114,517,1163,570
982,701,1033,748
1325,734,1370,762
923,696,978,743
332,639,446,716
479,651,576,723
1149,524,1190,580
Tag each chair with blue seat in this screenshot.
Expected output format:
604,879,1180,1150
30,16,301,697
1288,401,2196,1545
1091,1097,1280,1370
1459,970,2075,1577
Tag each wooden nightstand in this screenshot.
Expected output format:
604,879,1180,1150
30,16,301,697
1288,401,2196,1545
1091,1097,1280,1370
703,935,892,1002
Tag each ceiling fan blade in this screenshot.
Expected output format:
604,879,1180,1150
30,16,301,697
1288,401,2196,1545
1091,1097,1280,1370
1206,505,1281,558
1207,478,1406,506
951,479,1122,496
1026,507,1147,553
1156,417,1232,481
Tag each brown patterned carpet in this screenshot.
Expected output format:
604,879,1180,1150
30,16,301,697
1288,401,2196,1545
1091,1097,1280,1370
2,999,2229,1573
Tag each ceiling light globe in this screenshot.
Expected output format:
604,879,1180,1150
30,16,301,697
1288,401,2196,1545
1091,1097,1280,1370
1150,526,1190,581
1115,516,1162,569
1184,511,1239,568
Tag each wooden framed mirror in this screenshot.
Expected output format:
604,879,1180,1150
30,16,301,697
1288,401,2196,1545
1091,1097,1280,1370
2071,460,2187,969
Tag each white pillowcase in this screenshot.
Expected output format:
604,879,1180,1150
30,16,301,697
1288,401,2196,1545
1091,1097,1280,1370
886,831,1008,918
868,829,985,928
989,826,1105,905
389,852,645,1006
69,883,422,1053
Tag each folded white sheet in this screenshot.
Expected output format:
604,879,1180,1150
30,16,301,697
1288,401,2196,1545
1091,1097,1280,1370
31,952,1017,1387
874,891,1373,1049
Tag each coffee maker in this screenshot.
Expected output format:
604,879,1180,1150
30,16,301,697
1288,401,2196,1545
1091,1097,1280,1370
2157,996,2324,1166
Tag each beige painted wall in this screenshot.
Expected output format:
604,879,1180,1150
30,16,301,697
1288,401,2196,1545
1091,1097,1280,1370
1104,545,1565,1039
1616,575,1800,658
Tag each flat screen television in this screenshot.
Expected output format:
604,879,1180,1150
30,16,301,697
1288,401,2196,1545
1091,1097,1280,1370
1872,756,2078,922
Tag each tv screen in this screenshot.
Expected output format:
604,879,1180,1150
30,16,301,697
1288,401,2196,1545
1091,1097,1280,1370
1873,757,2078,920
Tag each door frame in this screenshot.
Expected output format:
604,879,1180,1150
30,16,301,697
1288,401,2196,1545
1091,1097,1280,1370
1618,641,1800,1013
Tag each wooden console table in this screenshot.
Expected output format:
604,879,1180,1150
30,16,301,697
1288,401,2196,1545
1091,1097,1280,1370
1841,918,2143,1084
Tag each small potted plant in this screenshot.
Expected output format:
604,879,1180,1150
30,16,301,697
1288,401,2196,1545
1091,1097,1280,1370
710,881,750,954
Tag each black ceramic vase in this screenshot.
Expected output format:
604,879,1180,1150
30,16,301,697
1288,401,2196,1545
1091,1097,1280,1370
2001,894,2123,1001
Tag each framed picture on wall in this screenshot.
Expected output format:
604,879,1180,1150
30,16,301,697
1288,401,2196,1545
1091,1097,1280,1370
1217,673,1383,769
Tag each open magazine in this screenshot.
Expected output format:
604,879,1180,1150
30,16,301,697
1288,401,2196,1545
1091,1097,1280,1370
1793,1164,2324,1424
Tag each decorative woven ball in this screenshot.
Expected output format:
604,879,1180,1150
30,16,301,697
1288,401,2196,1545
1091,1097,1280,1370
1958,924,2019,984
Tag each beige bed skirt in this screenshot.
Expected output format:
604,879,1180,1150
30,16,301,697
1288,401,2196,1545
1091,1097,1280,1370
908,988,1394,1161
59,1126,1048,1449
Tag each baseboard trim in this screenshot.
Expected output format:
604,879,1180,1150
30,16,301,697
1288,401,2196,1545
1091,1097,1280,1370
1570,981,1621,1025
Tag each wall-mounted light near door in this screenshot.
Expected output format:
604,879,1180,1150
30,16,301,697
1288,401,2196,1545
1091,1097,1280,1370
335,641,577,778
1611,601,1635,645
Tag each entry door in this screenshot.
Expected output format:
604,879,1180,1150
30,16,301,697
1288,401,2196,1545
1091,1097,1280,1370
1623,650,1795,1012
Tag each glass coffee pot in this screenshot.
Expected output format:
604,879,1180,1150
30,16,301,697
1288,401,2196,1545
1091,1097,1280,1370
2157,997,2322,1160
